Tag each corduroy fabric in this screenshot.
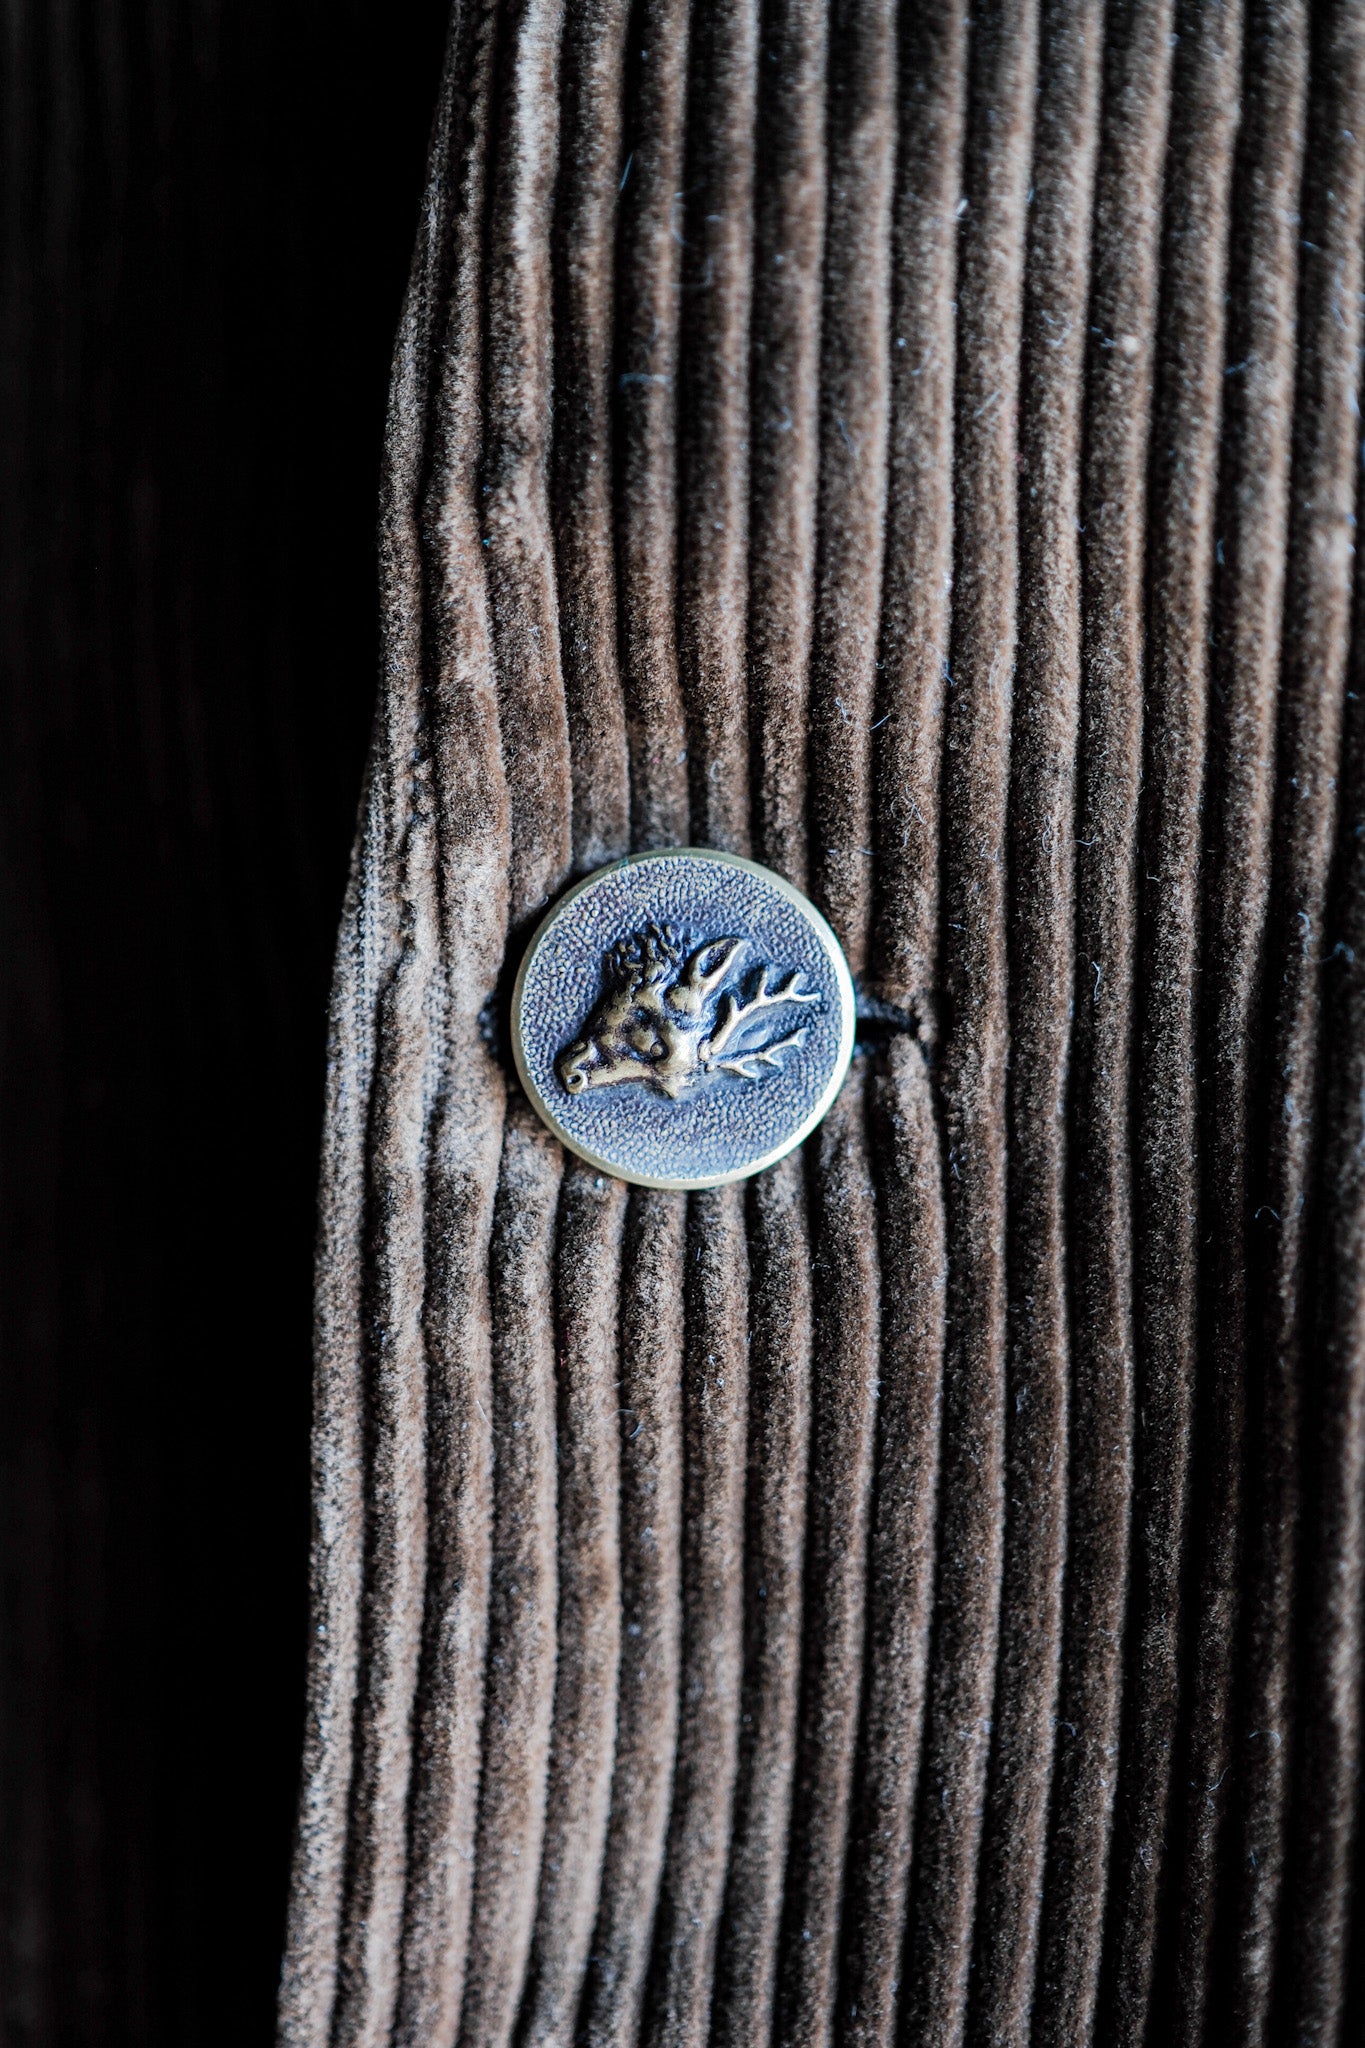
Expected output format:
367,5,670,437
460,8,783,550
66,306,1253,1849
278,5,1365,2046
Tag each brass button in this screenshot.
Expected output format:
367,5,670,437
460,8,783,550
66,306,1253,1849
511,849,855,1190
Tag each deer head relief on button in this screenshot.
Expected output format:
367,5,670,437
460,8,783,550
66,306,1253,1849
556,923,822,1101
512,849,856,1191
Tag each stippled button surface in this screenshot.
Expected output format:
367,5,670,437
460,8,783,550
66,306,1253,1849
511,849,856,1190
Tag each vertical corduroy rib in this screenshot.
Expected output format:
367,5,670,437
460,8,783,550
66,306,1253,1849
388,0,515,2029
677,0,758,856
456,1107,561,2048
553,0,632,873
773,1063,880,2048
709,1152,812,2048
276,743,379,2048
898,9,1036,2047
806,0,895,979
837,1037,945,2048
642,1185,750,2048
867,0,964,1033
578,1190,686,2048
1032,6,1171,2036
966,8,1100,2044
1232,10,1365,2039
746,0,827,894
1173,9,1308,2039
482,0,571,931
330,845,441,2048
514,1166,625,2047
1099,5,1240,2043
1283,514,1365,2048
614,0,691,851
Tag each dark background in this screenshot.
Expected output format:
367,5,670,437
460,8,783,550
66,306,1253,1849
1,5,451,2039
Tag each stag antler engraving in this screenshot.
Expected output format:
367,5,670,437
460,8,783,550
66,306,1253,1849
556,923,821,1100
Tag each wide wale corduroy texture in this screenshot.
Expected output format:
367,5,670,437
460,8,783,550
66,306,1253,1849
278,3,1365,2045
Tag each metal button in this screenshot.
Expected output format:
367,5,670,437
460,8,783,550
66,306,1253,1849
511,848,856,1190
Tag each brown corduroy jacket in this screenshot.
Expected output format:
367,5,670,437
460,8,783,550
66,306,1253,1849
278,3,1365,2045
